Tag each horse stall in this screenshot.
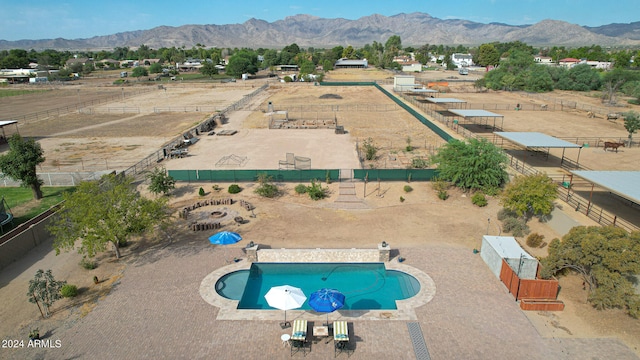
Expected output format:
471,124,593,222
480,236,563,310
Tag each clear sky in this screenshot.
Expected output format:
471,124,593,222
2,0,638,41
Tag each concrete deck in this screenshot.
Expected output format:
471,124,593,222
7,241,637,360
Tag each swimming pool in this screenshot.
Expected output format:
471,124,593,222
215,263,420,310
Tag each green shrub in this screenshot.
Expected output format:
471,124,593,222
254,174,278,198
325,171,332,184
294,184,308,195
526,233,545,248
198,187,205,196
60,284,78,298
497,208,519,221
438,190,449,200
502,217,530,237
628,297,640,319
432,177,450,192
403,185,413,193
363,137,377,161
307,180,328,200
80,257,97,270
400,196,405,202
255,183,278,198
212,184,221,192
471,193,488,207
410,157,428,169
228,184,242,194
481,186,500,196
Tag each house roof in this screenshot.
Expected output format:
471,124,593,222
559,58,580,62
66,58,91,64
494,132,582,148
571,171,640,205
335,59,367,65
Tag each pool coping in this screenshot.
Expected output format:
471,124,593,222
199,257,436,321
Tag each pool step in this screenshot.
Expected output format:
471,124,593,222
397,273,420,297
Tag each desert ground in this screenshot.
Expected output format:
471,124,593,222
0,68,639,359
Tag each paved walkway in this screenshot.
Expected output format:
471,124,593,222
4,240,637,360
326,182,370,209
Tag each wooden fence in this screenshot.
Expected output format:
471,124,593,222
499,259,559,301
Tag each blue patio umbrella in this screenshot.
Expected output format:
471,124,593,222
309,288,345,325
208,231,242,261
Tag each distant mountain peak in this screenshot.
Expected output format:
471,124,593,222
1,12,638,50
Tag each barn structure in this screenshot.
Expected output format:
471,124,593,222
334,58,368,69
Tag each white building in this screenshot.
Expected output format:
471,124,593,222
402,63,423,72
393,75,419,92
334,58,368,69
586,61,612,70
534,55,554,64
451,53,474,68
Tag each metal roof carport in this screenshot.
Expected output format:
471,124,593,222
568,171,640,231
418,97,466,109
0,120,19,143
448,109,504,131
407,88,439,96
570,171,640,207
494,132,583,168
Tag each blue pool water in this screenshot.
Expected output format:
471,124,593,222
215,263,420,310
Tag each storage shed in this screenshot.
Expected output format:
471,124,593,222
480,236,538,280
393,75,418,92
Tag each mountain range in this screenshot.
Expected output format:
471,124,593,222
1,12,639,51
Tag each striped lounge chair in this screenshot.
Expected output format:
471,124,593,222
333,321,352,357
291,319,310,356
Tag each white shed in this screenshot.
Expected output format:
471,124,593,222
394,75,418,92
402,63,422,73
480,236,538,280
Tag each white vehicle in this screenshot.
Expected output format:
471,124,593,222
458,68,469,75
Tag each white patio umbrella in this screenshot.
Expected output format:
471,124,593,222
265,285,307,328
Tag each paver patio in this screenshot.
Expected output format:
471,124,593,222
3,239,637,359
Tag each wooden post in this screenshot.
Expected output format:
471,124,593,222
587,184,594,216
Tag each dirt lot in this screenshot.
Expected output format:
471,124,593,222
1,68,639,356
